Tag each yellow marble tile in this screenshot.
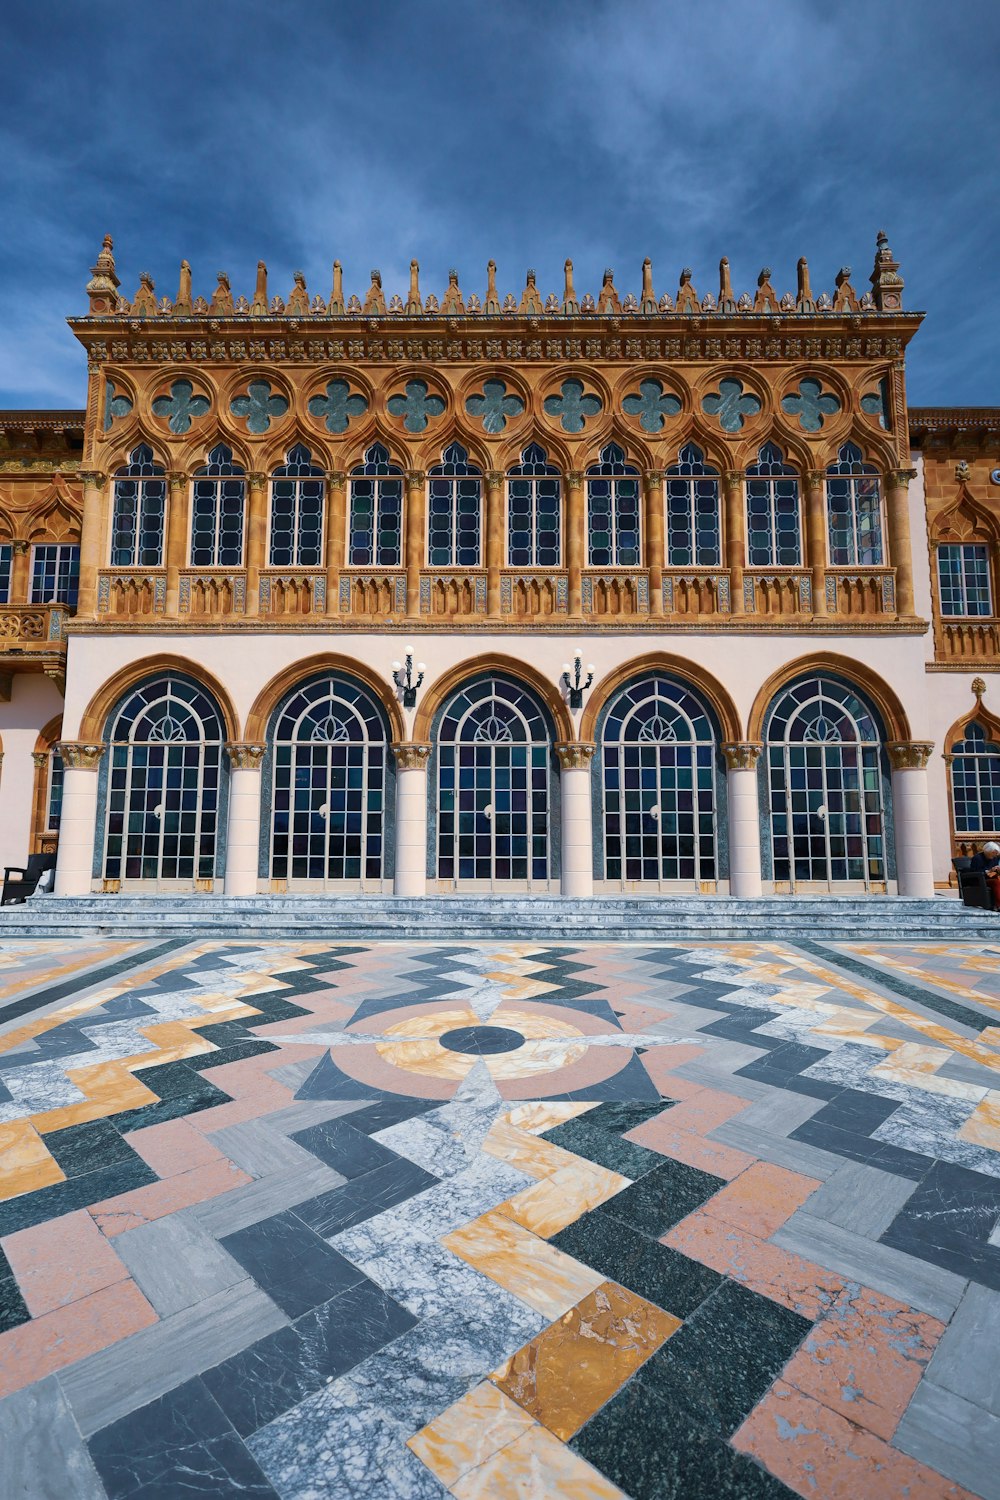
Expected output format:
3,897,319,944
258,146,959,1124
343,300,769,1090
497,1161,630,1238
31,1060,160,1134
442,1209,604,1320
505,1102,597,1135
871,1043,987,1101
0,1119,64,1200
482,1119,583,1180
959,1092,1000,1148
450,1422,627,1500
407,1382,536,1489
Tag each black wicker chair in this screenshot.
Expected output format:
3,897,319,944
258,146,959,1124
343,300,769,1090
953,857,997,912
1,852,56,905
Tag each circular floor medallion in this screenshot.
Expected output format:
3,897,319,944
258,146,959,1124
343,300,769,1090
439,1024,525,1056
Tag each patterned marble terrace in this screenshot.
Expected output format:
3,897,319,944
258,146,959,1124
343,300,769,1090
0,934,999,1499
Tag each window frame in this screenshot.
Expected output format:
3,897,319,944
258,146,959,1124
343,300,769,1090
665,444,722,568
586,443,641,569
348,444,404,569
427,443,483,569
826,444,884,567
29,544,81,607
745,444,802,568
268,445,326,570
506,444,562,569
189,446,247,569
937,542,994,618
110,446,167,569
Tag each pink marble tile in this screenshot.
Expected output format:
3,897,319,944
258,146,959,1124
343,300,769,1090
123,1119,228,1179
497,1046,640,1102
636,1043,707,1092
700,1161,820,1240
2,1209,129,1315
637,1088,749,1138
628,1122,755,1181
330,1042,457,1099
664,1210,843,1320
91,1158,252,1236
0,1280,157,1398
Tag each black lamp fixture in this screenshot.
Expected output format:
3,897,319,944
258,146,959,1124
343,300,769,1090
561,645,595,710
391,645,425,708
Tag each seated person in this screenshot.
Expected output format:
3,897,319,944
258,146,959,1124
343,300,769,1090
971,840,1000,898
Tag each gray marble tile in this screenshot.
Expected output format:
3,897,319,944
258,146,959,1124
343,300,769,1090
895,1378,1000,1498
186,1159,345,1236
671,1062,775,1101
113,1213,247,1317
713,1121,843,1179
0,1375,105,1499
207,1120,324,1180
925,1283,1000,1416
718,1089,828,1137
259,1098,367,1137
874,1097,998,1179
801,1160,918,1239
351,1233,508,1319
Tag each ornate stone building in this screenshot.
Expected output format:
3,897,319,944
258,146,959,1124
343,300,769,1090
1,234,997,899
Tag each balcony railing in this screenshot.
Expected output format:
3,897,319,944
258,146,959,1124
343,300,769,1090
662,571,731,617
936,618,1000,661
259,570,327,617
826,568,896,617
743,570,812,617
178,571,247,616
97,571,167,617
584,570,650,617
0,604,67,643
338,570,406,617
419,571,487,618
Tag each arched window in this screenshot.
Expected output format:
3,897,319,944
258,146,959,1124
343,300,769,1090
587,443,641,567
665,444,721,568
191,445,246,568
103,676,225,885
436,677,552,886
937,545,993,617
111,445,167,568
602,676,719,886
950,722,1000,837
507,444,561,568
269,675,389,886
746,443,801,568
826,442,883,566
269,444,325,568
0,544,10,603
30,547,80,606
46,748,64,832
427,443,482,568
766,676,886,891
349,443,403,568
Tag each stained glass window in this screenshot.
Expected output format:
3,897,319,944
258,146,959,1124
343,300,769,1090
587,443,641,567
0,545,10,603
349,443,403,568
746,443,801,567
937,543,993,617
46,750,64,831
666,445,721,567
507,444,561,568
427,443,482,568
30,545,80,606
111,445,166,568
951,722,1000,835
826,443,883,566
191,445,246,568
270,445,325,568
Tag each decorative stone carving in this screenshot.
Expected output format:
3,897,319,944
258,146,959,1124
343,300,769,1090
972,677,987,701
722,743,763,771
57,742,105,770
31,750,49,770
392,742,431,770
226,743,267,770
555,742,595,771
886,741,934,770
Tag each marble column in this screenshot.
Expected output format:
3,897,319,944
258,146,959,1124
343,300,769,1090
804,469,829,617
566,471,584,620
392,743,431,896
76,471,108,617
644,469,665,617
244,472,267,616
722,743,764,899
886,467,918,618
723,469,745,613
10,540,30,605
888,741,936,897
224,744,266,896
325,471,346,615
486,470,504,620
405,471,426,621
164,471,189,616
54,742,104,896
556,742,595,897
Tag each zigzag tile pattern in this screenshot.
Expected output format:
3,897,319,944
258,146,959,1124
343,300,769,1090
0,936,997,1497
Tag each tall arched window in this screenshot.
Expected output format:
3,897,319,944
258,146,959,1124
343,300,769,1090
826,442,883,566
666,444,721,567
507,444,561,568
103,676,225,885
746,443,801,567
587,443,640,567
349,443,403,568
950,722,1000,838
191,445,246,567
428,443,482,568
269,445,325,568
269,675,389,887
766,676,886,891
111,445,167,568
0,544,10,603
436,677,553,886
602,676,719,887
46,748,64,832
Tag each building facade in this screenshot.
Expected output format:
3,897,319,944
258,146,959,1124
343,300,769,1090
1,235,998,899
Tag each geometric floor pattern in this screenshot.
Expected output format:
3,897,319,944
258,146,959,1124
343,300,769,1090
1,936,999,1499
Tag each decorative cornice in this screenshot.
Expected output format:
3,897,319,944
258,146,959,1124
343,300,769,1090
555,741,595,770
722,742,763,771
226,742,267,769
392,741,431,770
887,740,934,770
57,741,105,770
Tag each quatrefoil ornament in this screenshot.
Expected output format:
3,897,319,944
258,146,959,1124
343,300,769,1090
387,380,445,434
104,380,133,432
781,378,841,433
230,380,289,435
622,379,682,434
151,378,210,435
860,378,890,430
465,379,525,434
543,378,602,433
702,378,762,433
308,380,369,434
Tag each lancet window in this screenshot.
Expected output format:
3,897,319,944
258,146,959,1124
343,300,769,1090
665,445,721,567
826,443,884,566
0,545,10,603
111,445,167,568
46,749,64,832
427,443,482,568
937,544,993,616
269,445,325,568
349,443,404,568
29,546,80,606
746,444,802,568
507,444,561,568
950,722,1000,836
191,445,246,568
587,444,641,567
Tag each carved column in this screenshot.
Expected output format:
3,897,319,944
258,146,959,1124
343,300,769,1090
644,470,665,617
53,742,105,896
405,471,426,621
165,471,189,615
723,470,745,612
887,741,935,898
245,472,267,617
224,743,267,896
556,742,595,897
326,471,346,616
566,470,585,620
76,471,108,617
486,470,504,619
804,469,829,617
722,743,763,898
9,540,30,605
886,468,918,618
392,742,431,896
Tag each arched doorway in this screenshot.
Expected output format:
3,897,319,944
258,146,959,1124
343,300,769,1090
101,675,226,888
764,675,888,892
266,673,391,890
599,674,722,890
434,675,555,890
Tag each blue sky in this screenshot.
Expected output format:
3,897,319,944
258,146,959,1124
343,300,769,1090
2,0,997,409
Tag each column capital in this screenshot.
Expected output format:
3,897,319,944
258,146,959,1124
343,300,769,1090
722,742,763,771
567,470,584,487
31,750,50,769
555,741,595,770
10,538,28,556
168,471,188,492
392,741,431,770
487,470,504,487
80,470,107,488
643,469,664,486
804,469,826,491
406,470,426,486
57,741,105,770
248,471,267,488
226,742,267,770
887,740,935,770
724,469,744,488
886,467,918,489
326,470,347,487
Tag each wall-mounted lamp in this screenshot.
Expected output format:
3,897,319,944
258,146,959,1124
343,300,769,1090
561,646,595,710
391,646,425,708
